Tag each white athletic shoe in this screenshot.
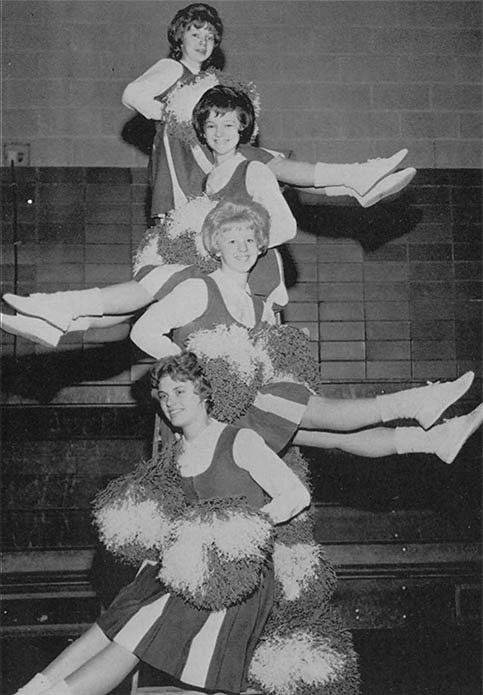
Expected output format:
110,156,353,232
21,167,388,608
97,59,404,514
434,403,483,464
1,313,63,347
414,371,475,430
347,148,408,195
357,167,416,208
3,292,74,330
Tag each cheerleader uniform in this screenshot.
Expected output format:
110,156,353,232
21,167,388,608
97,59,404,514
169,275,311,453
96,423,274,693
123,58,275,218
134,159,291,313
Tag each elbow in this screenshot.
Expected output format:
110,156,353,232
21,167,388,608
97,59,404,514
297,487,311,515
121,84,135,109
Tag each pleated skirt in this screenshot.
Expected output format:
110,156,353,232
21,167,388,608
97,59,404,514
97,560,274,693
236,381,311,452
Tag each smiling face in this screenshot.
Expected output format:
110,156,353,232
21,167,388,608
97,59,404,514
157,375,207,431
215,222,260,275
203,110,241,162
181,22,215,70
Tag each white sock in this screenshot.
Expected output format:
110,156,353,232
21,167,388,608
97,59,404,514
14,673,53,695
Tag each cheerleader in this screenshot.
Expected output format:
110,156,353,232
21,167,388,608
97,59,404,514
129,197,482,463
13,352,310,695
122,2,415,216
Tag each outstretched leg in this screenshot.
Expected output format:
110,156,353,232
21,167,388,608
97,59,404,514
293,404,483,463
300,371,474,432
294,403,483,465
268,149,408,196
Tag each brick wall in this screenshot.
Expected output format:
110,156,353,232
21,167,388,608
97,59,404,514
2,0,482,168
1,167,481,551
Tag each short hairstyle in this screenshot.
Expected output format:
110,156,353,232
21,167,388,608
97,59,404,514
168,3,223,68
151,351,213,412
202,198,270,257
192,85,255,146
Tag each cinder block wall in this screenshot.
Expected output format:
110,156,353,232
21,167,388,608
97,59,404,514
2,0,482,167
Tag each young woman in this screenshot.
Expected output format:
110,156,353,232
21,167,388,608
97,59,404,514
1,85,295,348
13,352,310,695
130,198,483,464
122,2,415,217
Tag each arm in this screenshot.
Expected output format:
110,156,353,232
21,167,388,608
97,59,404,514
122,58,183,121
245,161,297,246
129,279,208,358
233,428,311,524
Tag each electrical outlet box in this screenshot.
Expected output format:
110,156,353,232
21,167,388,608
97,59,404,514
4,143,30,166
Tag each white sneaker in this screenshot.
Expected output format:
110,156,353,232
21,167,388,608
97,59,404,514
356,167,416,208
348,148,408,195
434,403,483,464
415,371,475,429
3,292,73,330
1,313,63,347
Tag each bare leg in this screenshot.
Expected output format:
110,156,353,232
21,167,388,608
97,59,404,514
300,394,381,431
294,428,397,457
97,281,152,314
64,642,138,695
42,625,111,681
267,150,408,194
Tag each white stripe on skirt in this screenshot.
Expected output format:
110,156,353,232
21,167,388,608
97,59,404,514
253,391,307,424
113,593,170,652
181,609,227,687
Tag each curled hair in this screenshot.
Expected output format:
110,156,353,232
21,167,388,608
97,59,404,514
151,351,213,412
168,3,223,68
193,85,255,145
202,198,270,258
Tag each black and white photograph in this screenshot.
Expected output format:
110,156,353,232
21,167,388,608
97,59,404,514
1,2,482,694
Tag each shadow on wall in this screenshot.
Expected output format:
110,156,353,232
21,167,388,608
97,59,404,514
0,341,139,403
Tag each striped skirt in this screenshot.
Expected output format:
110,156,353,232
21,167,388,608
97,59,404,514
97,560,274,693
236,381,311,453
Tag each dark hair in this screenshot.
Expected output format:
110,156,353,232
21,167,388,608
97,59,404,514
168,3,223,69
192,85,255,146
151,351,213,412
202,198,270,257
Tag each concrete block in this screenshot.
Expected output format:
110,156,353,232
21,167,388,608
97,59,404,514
373,28,434,55
412,360,457,381
85,264,131,285
410,299,455,321
367,361,411,380
432,85,482,111
318,282,363,301
32,139,74,167
455,56,482,83
364,262,408,282
320,341,366,361
372,84,430,109
366,321,410,341
412,340,455,361
365,301,410,320
320,360,366,381
2,109,39,138
364,282,409,301
319,321,365,341
431,29,482,55
435,140,483,168
319,301,364,321
367,340,411,361
408,262,454,282
318,241,363,263
454,262,482,281
339,55,400,83
318,263,363,282
401,112,458,139
397,56,455,83
85,244,131,265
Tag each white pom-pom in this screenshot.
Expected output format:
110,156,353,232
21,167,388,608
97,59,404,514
250,631,346,695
